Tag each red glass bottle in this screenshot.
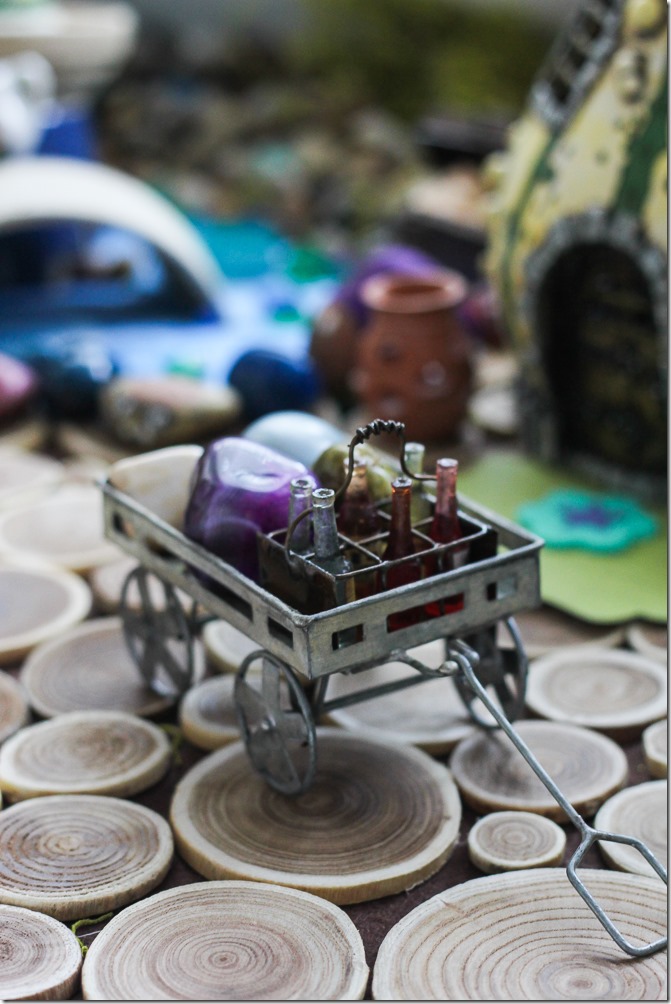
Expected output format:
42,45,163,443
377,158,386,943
426,457,467,615
378,475,423,628
430,459,461,546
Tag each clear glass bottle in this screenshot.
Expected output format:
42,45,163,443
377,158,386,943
311,487,356,606
287,475,315,555
403,441,432,526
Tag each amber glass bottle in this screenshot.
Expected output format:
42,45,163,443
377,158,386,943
337,458,380,542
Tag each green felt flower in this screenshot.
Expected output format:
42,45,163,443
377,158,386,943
516,489,658,552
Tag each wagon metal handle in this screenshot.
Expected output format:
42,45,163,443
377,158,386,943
449,639,668,959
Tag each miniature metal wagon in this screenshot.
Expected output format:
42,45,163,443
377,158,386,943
101,423,541,792
100,421,666,958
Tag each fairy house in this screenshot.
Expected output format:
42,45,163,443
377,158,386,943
484,0,667,501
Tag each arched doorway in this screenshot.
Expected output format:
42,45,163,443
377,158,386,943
536,241,666,481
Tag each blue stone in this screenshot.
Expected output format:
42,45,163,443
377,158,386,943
28,331,118,419
228,349,321,421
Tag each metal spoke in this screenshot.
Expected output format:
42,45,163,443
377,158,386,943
235,651,316,795
120,567,194,697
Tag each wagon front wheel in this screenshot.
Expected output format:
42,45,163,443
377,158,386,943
120,566,194,697
235,652,316,795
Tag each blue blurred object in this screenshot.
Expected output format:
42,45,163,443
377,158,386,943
229,348,322,421
0,159,340,421
37,102,98,160
26,329,118,419
187,216,294,280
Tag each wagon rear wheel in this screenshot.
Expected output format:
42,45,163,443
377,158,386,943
120,566,194,697
235,652,316,795
454,617,527,728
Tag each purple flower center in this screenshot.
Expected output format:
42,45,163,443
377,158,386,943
561,502,622,529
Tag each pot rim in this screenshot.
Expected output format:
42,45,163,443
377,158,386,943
360,270,468,314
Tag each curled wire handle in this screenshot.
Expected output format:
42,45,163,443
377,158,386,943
284,420,408,559
449,639,667,959
336,419,408,503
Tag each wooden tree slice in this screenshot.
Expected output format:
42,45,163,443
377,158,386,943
0,794,173,920
89,556,192,616
0,417,48,454
18,616,194,718
498,606,626,658
0,484,119,573
0,448,65,512
178,674,241,750
0,560,92,665
468,810,566,873
0,710,172,801
525,647,668,741
0,671,30,744
0,903,83,1002
594,781,667,877
170,729,462,905
202,618,261,674
81,880,368,1001
643,719,668,779
450,720,628,822
372,868,667,1000
324,639,475,754
627,621,668,666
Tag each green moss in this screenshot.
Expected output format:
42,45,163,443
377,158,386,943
286,0,553,121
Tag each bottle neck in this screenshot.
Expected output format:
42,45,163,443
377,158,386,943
403,441,425,479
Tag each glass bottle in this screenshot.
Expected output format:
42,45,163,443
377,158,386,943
430,458,462,549
311,487,356,607
337,456,381,599
287,475,315,555
426,457,467,615
403,441,432,526
378,476,423,628
337,457,380,543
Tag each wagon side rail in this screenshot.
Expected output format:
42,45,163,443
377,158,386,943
101,480,543,680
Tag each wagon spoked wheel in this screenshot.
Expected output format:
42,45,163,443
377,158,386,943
120,566,194,698
235,652,317,796
454,617,527,729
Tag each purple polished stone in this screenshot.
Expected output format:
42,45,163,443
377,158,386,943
184,436,311,582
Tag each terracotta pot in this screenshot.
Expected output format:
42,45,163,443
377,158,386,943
350,270,473,442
